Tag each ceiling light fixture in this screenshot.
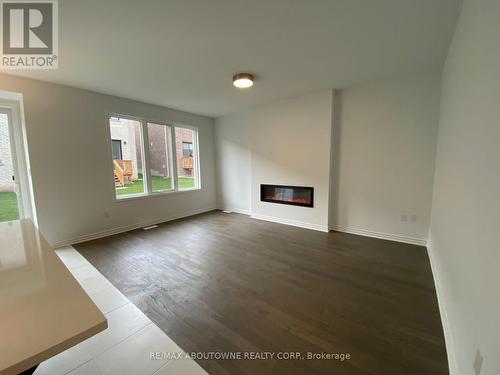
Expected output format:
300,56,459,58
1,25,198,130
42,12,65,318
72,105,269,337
233,73,254,88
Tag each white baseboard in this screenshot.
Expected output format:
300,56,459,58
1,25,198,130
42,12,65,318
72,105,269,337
426,240,457,375
220,207,252,215
52,206,217,248
251,213,329,232
331,224,428,246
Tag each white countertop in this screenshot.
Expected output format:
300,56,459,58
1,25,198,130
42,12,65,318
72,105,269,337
0,220,107,375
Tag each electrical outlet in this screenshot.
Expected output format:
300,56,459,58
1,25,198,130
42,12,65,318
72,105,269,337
104,211,110,218
473,349,483,375
401,214,408,222
411,214,417,222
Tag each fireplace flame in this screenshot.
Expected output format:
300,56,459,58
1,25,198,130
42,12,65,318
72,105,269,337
265,196,310,204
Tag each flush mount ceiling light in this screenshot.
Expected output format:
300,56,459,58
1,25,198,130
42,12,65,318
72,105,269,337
233,73,254,88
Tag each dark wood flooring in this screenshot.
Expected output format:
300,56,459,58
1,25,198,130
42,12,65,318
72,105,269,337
74,211,448,375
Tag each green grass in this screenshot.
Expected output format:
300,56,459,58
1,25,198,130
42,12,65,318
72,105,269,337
116,176,195,196
0,192,20,222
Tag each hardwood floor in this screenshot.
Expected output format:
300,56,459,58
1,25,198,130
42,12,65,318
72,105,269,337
74,211,448,375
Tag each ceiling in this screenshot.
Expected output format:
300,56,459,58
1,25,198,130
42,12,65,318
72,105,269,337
2,0,462,117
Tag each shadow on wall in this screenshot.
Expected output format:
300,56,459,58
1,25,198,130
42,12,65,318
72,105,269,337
330,90,343,226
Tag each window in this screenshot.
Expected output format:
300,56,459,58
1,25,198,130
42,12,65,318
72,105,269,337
111,140,122,160
147,123,174,193
175,127,198,190
109,117,144,198
182,142,193,157
109,116,200,199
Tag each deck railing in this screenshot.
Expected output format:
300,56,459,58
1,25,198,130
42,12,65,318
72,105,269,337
113,160,125,186
181,157,193,169
114,159,133,187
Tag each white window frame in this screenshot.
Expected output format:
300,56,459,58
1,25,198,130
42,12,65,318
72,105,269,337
174,123,201,191
0,95,37,225
107,114,201,201
147,121,176,194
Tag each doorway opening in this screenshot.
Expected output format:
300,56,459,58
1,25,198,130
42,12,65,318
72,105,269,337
0,92,36,225
0,113,19,222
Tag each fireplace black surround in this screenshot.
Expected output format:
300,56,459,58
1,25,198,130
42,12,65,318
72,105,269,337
260,184,314,208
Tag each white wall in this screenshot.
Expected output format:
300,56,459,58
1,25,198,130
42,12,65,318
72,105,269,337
332,72,441,244
216,79,440,238
428,0,500,374
0,74,216,246
216,90,333,231
215,111,251,214
250,90,333,231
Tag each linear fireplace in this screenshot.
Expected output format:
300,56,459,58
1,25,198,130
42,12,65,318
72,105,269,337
260,184,314,208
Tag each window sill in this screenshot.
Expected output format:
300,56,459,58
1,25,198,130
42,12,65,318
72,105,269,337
114,187,202,203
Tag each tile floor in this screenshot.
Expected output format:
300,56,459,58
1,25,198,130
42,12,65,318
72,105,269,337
34,246,207,375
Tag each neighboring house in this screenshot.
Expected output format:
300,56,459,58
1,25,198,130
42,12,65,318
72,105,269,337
110,118,194,186
175,127,194,177
0,114,14,192
144,124,171,178
109,117,141,181
141,125,195,178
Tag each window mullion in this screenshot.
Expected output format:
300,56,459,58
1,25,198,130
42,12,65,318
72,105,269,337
170,126,179,191
141,121,153,195
194,129,201,188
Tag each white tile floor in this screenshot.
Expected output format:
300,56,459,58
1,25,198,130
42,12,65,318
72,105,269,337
34,246,208,375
